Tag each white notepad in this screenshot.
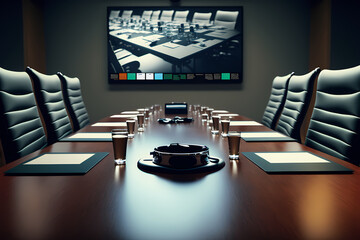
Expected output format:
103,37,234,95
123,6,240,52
110,115,137,118
241,132,286,138
213,110,229,113
24,153,95,165
255,152,330,164
230,121,262,126
218,113,239,117
67,133,112,139
92,122,127,127
121,111,139,114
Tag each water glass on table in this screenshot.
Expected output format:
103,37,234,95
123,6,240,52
221,119,230,137
228,132,241,160
112,129,128,165
137,113,145,132
211,116,220,134
126,120,135,138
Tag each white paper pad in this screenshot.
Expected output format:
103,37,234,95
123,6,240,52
255,152,330,164
110,115,137,118
218,113,239,117
213,110,229,113
24,153,95,165
92,122,127,127
121,111,139,114
230,121,262,126
241,132,287,138
67,133,112,139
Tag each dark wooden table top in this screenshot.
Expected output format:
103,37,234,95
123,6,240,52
0,109,359,240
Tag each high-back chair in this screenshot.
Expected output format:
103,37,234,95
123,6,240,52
173,10,189,22
151,10,161,22
0,67,47,164
276,68,321,142
214,10,239,29
109,10,120,20
121,10,133,19
305,65,360,166
192,12,212,24
142,10,153,20
26,67,73,145
262,72,294,129
160,10,174,22
57,72,90,132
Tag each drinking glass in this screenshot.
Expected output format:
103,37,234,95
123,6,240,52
228,133,241,160
211,116,220,134
221,120,230,137
126,120,135,138
137,114,145,132
112,129,128,165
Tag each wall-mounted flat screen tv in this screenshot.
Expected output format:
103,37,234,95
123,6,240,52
107,6,243,83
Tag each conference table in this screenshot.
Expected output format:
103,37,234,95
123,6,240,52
0,107,359,240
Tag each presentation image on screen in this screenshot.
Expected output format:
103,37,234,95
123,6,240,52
107,6,243,83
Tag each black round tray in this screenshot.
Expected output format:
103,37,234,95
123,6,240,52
138,156,225,174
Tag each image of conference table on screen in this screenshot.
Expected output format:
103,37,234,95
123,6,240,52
107,7,243,82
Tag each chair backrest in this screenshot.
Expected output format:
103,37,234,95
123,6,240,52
276,68,320,142
151,10,161,21
305,65,360,166
57,72,90,132
109,10,120,20
0,67,47,164
173,10,189,22
262,72,294,129
142,10,153,20
121,10,133,19
192,12,212,24
214,10,239,29
26,67,73,145
160,10,174,22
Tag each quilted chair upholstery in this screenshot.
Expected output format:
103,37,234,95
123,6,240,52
57,72,90,131
305,65,360,166
262,72,294,129
26,67,73,145
0,67,47,164
276,68,321,142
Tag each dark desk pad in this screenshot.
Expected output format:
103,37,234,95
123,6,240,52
5,152,109,175
242,151,353,174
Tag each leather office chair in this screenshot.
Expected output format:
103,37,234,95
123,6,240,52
276,68,321,142
121,10,133,19
57,72,90,132
305,65,360,166
214,10,239,30
262,72,294,129
0,67,47,164
109,10,120,20
26,67,73,145
192,12,212,24
151,10,161,22
142,10,153,21
160,10,174,22
173,10,189,23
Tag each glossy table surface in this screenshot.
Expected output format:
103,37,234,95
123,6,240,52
0,109,359,240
